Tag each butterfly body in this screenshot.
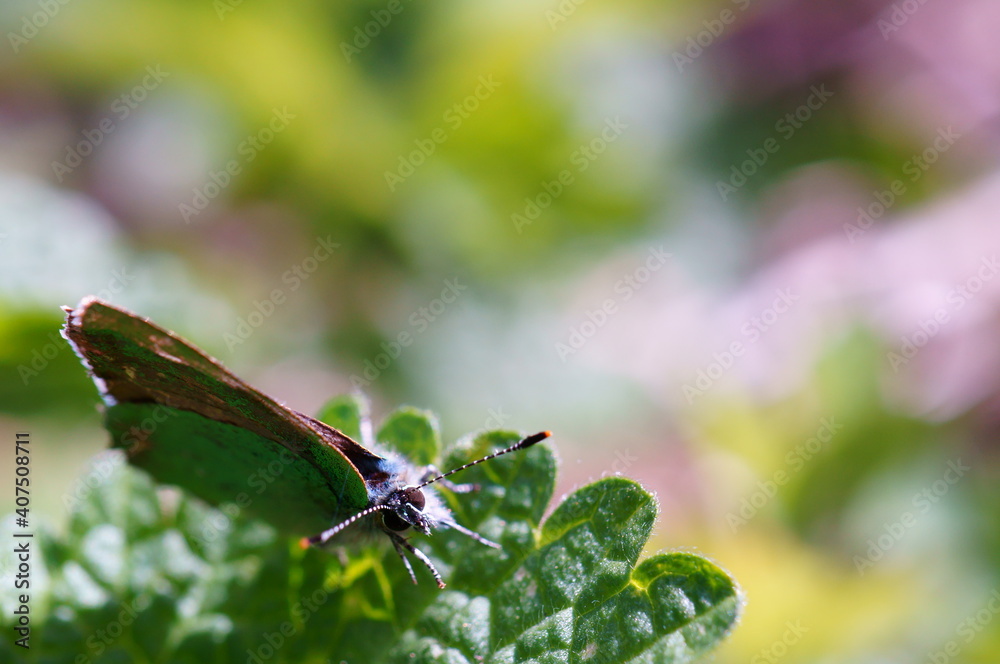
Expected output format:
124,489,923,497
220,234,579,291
63,296,548,587
333,453,450,541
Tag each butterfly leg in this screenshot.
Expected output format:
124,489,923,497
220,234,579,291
445,520,501,549
389,535,418,585
386,531,445,589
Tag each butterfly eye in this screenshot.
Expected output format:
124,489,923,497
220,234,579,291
383,510,410,532
404,487,426,511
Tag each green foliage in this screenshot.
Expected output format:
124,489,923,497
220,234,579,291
1,400,741,663
376,407,441,468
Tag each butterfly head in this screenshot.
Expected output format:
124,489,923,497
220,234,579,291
302,431,551,587
381,486,432,535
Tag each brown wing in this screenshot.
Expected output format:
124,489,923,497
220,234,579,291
62,296,383,483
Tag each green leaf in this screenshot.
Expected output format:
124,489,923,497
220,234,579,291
377,406,441,467
0,398,742,663
315,393,368,442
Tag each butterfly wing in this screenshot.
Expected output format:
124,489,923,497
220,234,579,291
63,296,379,533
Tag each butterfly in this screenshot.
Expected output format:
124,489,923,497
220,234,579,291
62,296,548,588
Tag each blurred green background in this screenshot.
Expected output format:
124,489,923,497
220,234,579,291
2,0,1000,661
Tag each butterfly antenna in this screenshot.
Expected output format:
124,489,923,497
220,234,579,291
301,503,393,548
416,431,551,490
